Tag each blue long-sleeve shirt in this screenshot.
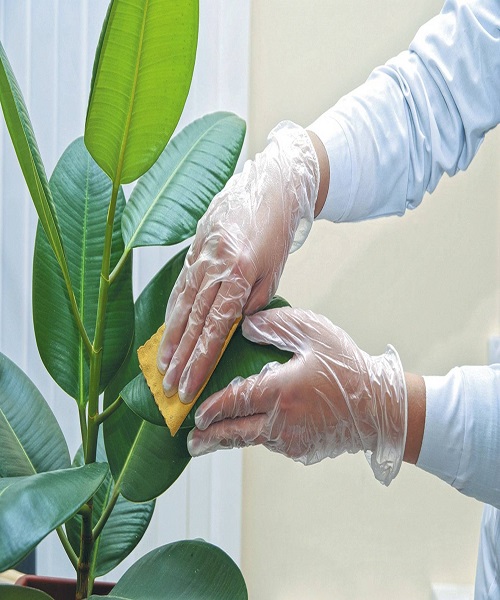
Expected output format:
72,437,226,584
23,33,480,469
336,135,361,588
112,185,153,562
307,0,500,596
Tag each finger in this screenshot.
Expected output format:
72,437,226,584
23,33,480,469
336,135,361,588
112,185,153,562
160,237,240,375
177,279,249,403
187,414,270,457
243,276,275,316
242,307,307,353
158,267,205,374
163,244,197,325
162,278,221,396
194,363,282,430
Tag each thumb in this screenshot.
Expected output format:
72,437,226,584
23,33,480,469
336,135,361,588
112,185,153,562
242,307,306,354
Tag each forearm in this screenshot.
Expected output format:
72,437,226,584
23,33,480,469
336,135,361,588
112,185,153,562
306,130,329,217
308,0,500,223
403,373,426,464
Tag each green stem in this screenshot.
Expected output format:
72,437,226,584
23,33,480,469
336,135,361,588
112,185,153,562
109,247,130,285
76,503,93,600
56,526,78,570
86,182,120,464
92,486,120,541
95,395,123,426
79,406,88,457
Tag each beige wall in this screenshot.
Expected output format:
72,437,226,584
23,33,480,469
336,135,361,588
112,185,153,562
242,1,500,599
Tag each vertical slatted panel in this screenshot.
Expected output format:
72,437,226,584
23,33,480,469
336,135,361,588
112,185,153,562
0,0,249,580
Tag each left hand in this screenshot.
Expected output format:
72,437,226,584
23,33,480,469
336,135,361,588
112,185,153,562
187,307,407,485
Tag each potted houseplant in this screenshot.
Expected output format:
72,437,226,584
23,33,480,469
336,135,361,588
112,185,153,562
0,1,291,599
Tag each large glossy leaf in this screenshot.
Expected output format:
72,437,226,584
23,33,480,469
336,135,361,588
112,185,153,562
0,41,67,279
0,586,53,600
104,248,191,502
0,353,70,477
121,112,245,249
121,296,292,430
33,138,134,404
66,439,154,577
85,0,199,184
89,540,247,600
121,375,165,427
0,464,108,571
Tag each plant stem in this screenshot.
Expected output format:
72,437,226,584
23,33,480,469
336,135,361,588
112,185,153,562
92,486,120,541
86,182,120,464
76,503,93,600
56,526,78,570
94,395,123,426
79,406,88,457
109,247,130,285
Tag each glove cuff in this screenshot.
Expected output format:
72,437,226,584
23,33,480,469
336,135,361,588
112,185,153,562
267,121,320,252
364,344,408,486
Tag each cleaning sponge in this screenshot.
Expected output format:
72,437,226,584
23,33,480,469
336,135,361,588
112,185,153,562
138,318,241,436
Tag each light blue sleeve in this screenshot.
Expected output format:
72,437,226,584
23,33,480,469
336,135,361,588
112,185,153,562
308,0,500,222
417,366,500,509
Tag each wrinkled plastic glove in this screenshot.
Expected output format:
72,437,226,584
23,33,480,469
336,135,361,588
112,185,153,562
188,307,408,486
157,121,320,403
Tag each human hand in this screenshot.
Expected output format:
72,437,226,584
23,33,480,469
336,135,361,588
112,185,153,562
187,307,408,486
157,122,320,404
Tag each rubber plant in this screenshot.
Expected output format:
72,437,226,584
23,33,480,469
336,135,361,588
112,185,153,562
0,2,291,599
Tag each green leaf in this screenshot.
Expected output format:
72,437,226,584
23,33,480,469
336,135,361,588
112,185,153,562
122,112,246,249
104,248,191,502
89,540,247,600
85,0,199,184
104,407,190,503
0,41,67,280
121,296,292,430
88,0,113,107
33,138,134,404
0,585,54,600
0,464,108,571
121,375,165,427
0,352,70,477
66,439,154,577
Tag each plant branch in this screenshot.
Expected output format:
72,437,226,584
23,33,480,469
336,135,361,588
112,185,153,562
86,182,121,464
92,486,120,541
76,503,94,600
56,526,78,570
79,406,88,458
94,395,123,425
109,247,130,285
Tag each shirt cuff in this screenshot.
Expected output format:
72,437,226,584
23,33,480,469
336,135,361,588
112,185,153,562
307,112,352,222
417,369,465,486
418,365,500,508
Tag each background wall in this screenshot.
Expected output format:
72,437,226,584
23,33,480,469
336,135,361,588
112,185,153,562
243,1,500,599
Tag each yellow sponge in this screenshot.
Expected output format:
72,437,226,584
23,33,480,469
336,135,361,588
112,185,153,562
137,318,241,436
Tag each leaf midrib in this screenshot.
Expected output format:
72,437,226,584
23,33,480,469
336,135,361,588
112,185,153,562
0,405,37,476
125,117,229,250
114,0,150,185
78,155,91,405
114,418,147,494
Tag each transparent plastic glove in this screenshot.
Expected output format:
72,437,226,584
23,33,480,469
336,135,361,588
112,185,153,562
157,121,320,403
188,307,408,486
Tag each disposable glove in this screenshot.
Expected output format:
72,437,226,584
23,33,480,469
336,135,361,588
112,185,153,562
157,121,320,403
187,307,408,486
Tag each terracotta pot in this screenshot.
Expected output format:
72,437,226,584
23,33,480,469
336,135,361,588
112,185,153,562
16,574,114,599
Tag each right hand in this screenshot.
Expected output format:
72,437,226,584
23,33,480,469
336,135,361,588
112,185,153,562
157,121,320,404
188,307,408,486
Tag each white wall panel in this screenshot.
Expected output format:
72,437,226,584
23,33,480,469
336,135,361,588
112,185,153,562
0,0,249,581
